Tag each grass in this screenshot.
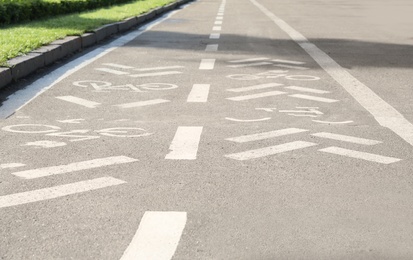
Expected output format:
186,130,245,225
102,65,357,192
0,0,174,66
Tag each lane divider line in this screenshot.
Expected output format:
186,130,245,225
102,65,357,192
187,84,210,103
199,59,216,70
165,126,203,160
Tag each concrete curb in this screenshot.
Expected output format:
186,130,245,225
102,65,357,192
0,0,193,90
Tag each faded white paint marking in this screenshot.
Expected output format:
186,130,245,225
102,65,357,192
250,0,413,147
209,33,221,39
213,26,222,31
0,163,25,169
289,94,339,103
24,140,67,148
205,44,219,52
12,156,137,179
216,16,223,20
102,63,134,69
227,91,286,101
227,83,282,93
57,119,85,124
228,62,273,68
312,132,382,145
120,211,187,260
215,21,223,25
319,147,401,164
129,71,182,78
272,59,306,65
165,127,203,160
95,68,130,75
134,66,184,72
0,177,125,209
285,86,330,94
56,96,101,108
273,64,309,70
312,120,354,125
225,117,271,122
225,141,317,161
187,84,210,103
115,99,170,108
229,57,269,63
226,128,308,143
199,59,216,70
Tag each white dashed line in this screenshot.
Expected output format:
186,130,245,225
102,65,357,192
56,96,101,108
209,33,221,39
187,84,210,103
205,44,219,52
165,127,203,160
199,59,216,70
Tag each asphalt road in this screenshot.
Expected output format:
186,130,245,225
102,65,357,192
1,0,413,259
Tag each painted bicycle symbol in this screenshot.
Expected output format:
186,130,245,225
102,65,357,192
73,80,179,92
227,70,320,81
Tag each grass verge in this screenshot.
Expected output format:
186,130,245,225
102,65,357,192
0,0,174,66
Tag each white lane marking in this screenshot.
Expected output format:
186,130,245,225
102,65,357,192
134,66,184,72
209,33,221,39
115,99,170,108
57,119,85,124
319,147,401,164
279,109,323,115
285,86,330,94
165,127,203,160
216,16,223,20
0,12,181,119
228,62,273,68
289,94,339,103
229,57,269,63
225,117,271,122
0,163,25,169
227,91,286,101
212,26,222,31
56,96,101,108
129,71,182,78
312,132,382,145
187,84,210,103
272,59,306,65
12,156,138,179
95,68,129,75
205,44,219,52
215,21,223,25
227,83,283,93
312,120,354,125
273,64,309,70
217,12,224,16
24,140,67,148
102,63,135,69
199,59,216,70
250,0,413,147
120,211,187,260
0,177,126,209
225,141,317,161
226,128,308,143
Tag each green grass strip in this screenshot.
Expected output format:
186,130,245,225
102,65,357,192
0,0,175,66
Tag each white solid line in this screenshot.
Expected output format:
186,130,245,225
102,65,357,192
272,59,306,65
212,26,222,31
285,86,330,94
95,68,130,75
226,128,308,143
228,62,273,68
229,57,269,63
205,44,219,52
199,59,216,70
102,63,135,69
115,99,170,108
165,127,203,160
312,132,382,145
12,156,137,179
187,84,210,103
134,66,184,72
210,33,221,39
227,83,283,92
129,71,182,78
319,147,401,164
56,96,101,108
215,21,223,25
0,177,126,209
273,64,309,70
227,91,286,101
250,0,413,147
225,141,317,161
0,163,26,169
289,94,339,103
120,211,187,260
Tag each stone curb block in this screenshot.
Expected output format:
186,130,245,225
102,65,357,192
8,53,45,81
50,36,82,57
118,17,138,33
0,68,12,90
81,33,97,49
31,45,64,66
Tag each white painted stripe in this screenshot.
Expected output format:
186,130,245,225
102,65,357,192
102,63,134,69
0,163,25,169
187,84,210,103
229,57,269,63
227,91,286,101
134,66,184,72
0,177,125,209
56,96,101,108
120,211,187,260
199,59,216,70
227,83,282,92
215,21,223,25
272,59,306,65
311,132,382,145
217,12,224,15
285,86,330,94
205,44,219,52
129,71,182,78
312,120,354,125
250,0,413,147
12,156,137,179
115,99,170,108
95,68,130,75
289,94,339,103
212,26,222,31
225,117,271,122
226,128,308,143
273,64,309,70
225,141,317,161
228,62,273,68
319,147,401,164
165,127,203,160
210,33,220,39
216,16,223,20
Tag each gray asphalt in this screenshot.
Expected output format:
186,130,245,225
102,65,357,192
1,0,413,259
